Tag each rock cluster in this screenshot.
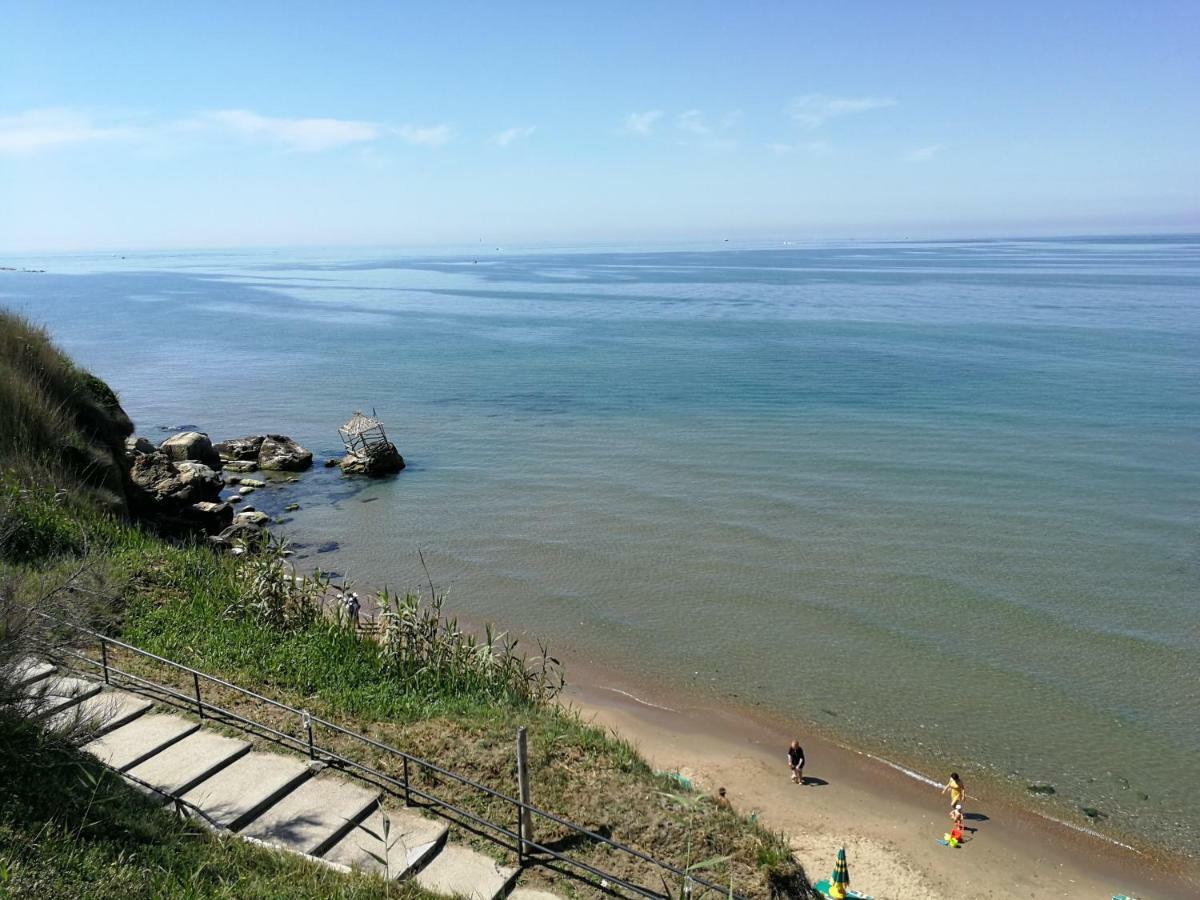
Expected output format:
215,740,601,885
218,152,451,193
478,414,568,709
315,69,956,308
125,434,232,535
122,429,311,544
214,434,313,472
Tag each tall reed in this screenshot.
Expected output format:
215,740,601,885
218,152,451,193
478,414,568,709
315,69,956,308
377,587,564,706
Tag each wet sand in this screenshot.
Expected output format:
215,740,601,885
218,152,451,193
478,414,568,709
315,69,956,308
561,661,1199,900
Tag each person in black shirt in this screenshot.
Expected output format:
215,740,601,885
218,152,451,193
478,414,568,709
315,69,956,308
787,740,805,784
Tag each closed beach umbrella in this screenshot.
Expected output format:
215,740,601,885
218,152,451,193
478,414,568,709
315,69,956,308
829,846,850,898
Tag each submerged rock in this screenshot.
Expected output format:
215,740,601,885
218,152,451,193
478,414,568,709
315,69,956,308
223,459,259,473
159,431,222,470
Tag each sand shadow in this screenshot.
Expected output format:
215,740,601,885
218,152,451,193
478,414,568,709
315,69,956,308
964,812,989,822
801,777,829,787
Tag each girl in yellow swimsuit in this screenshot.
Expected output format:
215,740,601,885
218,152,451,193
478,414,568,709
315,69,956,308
942,772,965,810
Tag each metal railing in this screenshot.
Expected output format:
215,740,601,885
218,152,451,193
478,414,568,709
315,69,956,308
45,619,744,900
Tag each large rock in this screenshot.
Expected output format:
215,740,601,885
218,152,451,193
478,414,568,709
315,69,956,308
258,434,313,471
340,443,405,476
128,453,184,503
214,435,264,462
160,431,222,470
181,501,234,532
174,461,224,503
233,509,270,527
211,520,269,552
128,453,224,506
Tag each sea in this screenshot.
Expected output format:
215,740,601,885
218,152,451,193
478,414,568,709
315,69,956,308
3,235,1197,855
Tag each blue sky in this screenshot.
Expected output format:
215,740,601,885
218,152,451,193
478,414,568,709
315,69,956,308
2,1,1197,251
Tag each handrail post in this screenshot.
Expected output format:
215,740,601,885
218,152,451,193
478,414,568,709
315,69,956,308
516,726,533,865
403,756,411,807
193,672,203,719
99,638,109,684
303,711,315,760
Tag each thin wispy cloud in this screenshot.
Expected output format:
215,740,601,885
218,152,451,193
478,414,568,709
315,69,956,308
491,125,536,147
204,109,383,151
623,110,663,135
0,108,138,155
789,94,896,129
394,123,452,147
677,110,709,135
769,139,833,157
904,143,943,162
2,107,452,156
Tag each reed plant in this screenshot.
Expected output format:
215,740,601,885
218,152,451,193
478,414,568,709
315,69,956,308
376,587,564,705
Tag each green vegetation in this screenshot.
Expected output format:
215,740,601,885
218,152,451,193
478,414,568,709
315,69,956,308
0,309,814,898
0,310,132,510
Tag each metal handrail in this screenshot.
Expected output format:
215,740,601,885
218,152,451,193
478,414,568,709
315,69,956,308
39,617,745,900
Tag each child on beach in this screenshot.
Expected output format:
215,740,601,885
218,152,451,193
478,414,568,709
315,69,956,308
715,786,731,810
942,772,966,811
947,805,966,844
787,740,805,784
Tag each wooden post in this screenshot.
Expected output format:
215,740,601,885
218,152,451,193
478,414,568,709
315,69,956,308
516,726,534,861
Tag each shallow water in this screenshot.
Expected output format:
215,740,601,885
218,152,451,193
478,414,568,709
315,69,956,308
4,236,1198,853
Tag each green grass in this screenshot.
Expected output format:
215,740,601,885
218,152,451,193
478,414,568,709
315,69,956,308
0,310,132,510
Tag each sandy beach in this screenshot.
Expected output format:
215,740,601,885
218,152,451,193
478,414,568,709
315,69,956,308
561,663,1200,900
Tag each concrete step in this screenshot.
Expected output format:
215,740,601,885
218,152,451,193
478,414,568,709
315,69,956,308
7,657,55,688
82,713,200,771
179,750,313,831
509,888,564,900
28,675,105,720
322,804,448,879
239,773,381,857
125,729,252,798
45,689,152,737
414,843,518,900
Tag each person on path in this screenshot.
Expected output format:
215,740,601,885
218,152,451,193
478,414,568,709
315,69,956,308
787,740,805,784
942,772,966,811
345,592,361,627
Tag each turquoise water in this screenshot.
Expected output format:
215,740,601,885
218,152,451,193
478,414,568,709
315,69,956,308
3,236,1198,852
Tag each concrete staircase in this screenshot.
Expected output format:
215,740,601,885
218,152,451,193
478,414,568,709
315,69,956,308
18,658,542,900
